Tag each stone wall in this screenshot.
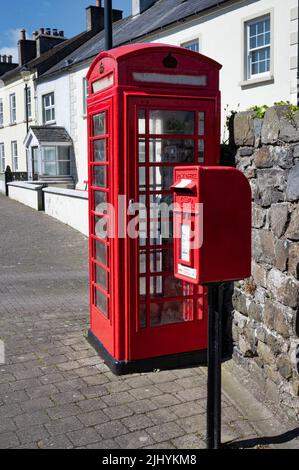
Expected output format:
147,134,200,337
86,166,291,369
232,105,299,420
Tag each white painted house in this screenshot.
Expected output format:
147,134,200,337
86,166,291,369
36,0,299,190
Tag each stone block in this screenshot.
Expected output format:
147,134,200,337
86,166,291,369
252,204,266,228
253,118,263,147
279,112,299,143
288,243,299,278
286,162,299,201
274,238,290,271
277,356,293,379
248,301,263,322
286,205,299,240
238,147,254,157
267,268,299,308
234,111,255,146
257,341,275,365
261,106,290,144
251,260,267,288
272,145,293,169
270,203,289,238
232,290,248,316
255,147,273,168
252,229,276,264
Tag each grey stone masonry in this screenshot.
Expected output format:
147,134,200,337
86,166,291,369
233,106,299,421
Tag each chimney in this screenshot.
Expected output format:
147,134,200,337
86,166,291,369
86,1,123,32
18,29,37,65
35,28,67,57
132,0,156,16
0,54,18,77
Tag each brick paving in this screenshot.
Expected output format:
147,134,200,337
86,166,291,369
0,194,298,449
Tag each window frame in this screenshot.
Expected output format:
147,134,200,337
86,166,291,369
241,10,274,86
0,143,5,172
25,87,32,120
11,141,18,171
0,98,3,127
41,145,71,177
181,38,200,53
42,92,55,124
9,93,16,124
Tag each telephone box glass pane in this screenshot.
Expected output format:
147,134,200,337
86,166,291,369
198,140,205,163
93,112,105,136
140,304,146,328
95,288,107,317
150,276,193,298
139,167,146,192
149,167,173,191
149,139,194,163
150,299,192,326
149,110,194,135
95,216,108,240
139,251,146,274
94,165,107,188
138,139,146,163
96,263,107,292
149,194,173,245
198,112,205,135
94,191,107,212
139,277,146,298
94,140,106,162
95,240,107,266
138,110,146,134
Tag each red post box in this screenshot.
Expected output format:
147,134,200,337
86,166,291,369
172,166,252,285
86,44,222,374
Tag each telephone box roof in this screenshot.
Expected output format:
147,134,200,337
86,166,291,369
86,43,222,81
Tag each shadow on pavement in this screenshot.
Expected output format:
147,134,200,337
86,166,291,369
227,427,299,448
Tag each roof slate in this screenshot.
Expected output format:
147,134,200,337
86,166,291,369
30,126,72,143
42,0,231,78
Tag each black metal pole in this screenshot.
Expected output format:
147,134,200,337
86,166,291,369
25,83,29,134
297,0,299,106
207,283,223,449
104,0,113,50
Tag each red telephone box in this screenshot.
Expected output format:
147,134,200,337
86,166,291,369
86,44,222,374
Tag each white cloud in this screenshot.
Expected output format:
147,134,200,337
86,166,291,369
0,28,20,63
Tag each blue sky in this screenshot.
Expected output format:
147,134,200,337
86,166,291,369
0,0,132,62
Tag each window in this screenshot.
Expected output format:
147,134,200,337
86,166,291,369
0,98,3,127
246,15,271,80
0,144,5,172
181,39,200,53
42,92,55,124
9,93,16,124
11,141,18,171
42,146,70,176
25,87,32,120
83,78,88,115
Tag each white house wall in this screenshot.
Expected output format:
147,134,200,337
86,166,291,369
0,75,36,172
69,65,89,190
146,0,298,134
37,74,71,133
35,0,299,188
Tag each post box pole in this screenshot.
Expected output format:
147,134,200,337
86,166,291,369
104,0,113,50
207,283,223,449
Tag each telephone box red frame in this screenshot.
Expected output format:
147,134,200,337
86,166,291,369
86,43,222,374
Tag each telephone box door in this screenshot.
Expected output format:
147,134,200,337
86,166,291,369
127,97,218,360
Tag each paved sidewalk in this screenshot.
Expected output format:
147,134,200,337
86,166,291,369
0,195,298,449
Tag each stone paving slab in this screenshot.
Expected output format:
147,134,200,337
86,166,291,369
0,195,299,449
